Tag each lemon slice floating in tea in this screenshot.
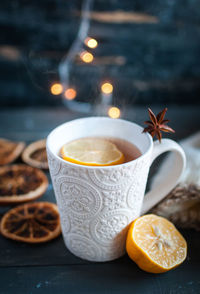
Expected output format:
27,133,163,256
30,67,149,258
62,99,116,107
126,214,187,273
60,137,125,166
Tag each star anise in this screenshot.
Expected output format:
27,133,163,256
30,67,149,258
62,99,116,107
143,108,175,142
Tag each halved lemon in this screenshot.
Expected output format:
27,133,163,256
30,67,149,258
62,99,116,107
126,214,187,273
60,137,124,166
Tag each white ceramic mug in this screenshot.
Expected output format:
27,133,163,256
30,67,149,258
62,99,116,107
47,117,186,262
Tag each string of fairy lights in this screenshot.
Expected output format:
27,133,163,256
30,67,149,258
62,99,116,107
50,0,121,119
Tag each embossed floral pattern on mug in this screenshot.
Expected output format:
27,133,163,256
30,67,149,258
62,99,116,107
47,146,149,261
90,209,132,246
57,177,102,219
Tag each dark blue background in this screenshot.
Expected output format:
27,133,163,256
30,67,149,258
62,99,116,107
0,0,200,107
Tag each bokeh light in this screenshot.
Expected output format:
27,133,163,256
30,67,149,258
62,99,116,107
101,82,113,94
80,51,94,63
50,83,63,95
85,37,98,49
108,107,120,119
64,88,77,100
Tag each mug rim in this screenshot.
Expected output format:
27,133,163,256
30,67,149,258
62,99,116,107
46,116,153,169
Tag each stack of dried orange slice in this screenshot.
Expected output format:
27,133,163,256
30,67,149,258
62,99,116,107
0,164,48,205
0,138,49,205
1,202,61,243
22,139,48,169
0,138,25,165
0,138,61,244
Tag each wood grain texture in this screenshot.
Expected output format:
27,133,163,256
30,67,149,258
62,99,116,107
87,11,159,23
0,260,200,294
0,106,199,140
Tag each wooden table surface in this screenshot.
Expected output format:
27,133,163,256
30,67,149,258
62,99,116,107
0,106,200,294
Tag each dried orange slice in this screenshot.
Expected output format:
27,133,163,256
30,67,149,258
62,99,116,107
126,214,187,273
0,138,25,165
0,164,48,204
22,139,48,169
0,202,61,243
60,137,125,166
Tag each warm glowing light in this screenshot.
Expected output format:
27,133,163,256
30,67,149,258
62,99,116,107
85,37,98,48
101,82,113,94
50,83,63,95
108,107,120,119
64,88,77,100
80,51,94,63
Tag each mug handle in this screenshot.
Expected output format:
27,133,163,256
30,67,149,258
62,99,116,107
141,139,186,214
